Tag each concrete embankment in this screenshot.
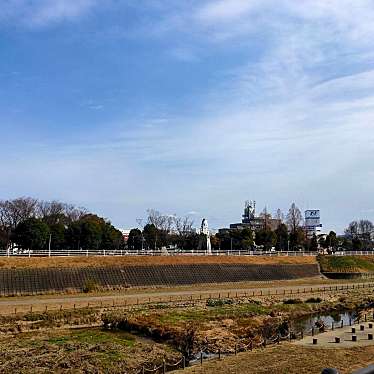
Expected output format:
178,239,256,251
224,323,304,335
0,256,319,296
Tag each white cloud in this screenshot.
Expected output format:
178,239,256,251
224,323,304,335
196,0,260,23
0,0,97,27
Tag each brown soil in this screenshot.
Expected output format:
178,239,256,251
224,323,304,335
0,255,317,269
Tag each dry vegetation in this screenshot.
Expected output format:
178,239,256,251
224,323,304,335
0,327,180,373
0,286,372,373
177,344,374,374
102,287,374,354
0,255,317,269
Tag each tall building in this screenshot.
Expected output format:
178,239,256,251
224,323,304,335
305,210,322,238
219,201,280,233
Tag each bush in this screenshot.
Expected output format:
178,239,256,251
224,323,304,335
82,279,98,293
283,298,303,305
305,297,322,303
206,298,233,307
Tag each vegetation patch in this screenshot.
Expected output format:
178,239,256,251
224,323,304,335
82,278,99,293
305,297,322,303
283,298,303,305
318,255,374,273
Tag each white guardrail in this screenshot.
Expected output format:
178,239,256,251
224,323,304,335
0,249,373,257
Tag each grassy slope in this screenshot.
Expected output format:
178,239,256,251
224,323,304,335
0,255,317,269
318,255,374,273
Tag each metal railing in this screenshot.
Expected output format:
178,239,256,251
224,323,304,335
0,249,373,257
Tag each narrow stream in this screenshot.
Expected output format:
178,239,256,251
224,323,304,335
293,310,358,333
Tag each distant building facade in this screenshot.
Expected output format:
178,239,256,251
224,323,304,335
305,210,322,238
220,201,281,234
119,229,131,243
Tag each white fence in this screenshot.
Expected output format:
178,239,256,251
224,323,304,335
0,249,373,257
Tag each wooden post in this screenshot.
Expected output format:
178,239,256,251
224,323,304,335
218,349,221,359
183,356,186,369
200,352,203,365
332,322,334,331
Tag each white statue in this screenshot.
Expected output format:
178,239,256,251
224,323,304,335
199,218,212,254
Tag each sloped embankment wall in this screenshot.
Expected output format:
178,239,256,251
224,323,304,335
0,263,320,296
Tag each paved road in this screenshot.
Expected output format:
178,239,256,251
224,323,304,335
0,279,372,314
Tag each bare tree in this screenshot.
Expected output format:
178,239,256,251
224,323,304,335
275,209,284,223
174,216,194,237
0,197,38,229
147,209,174,233
64,205,87,222
286,203,303,233
345,220,374,240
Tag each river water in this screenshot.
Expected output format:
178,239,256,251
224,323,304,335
293,310,358,333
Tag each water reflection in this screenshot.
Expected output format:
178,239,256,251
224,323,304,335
293,310,358,333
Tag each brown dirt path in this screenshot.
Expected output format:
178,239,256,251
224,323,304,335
0,278,372,315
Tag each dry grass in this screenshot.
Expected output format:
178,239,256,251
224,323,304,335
0,327,180,373
178,343,374,374
0,255,317,269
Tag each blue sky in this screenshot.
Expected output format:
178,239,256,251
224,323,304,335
1,0,374,233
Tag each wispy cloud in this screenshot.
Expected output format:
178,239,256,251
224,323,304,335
0,0,97,27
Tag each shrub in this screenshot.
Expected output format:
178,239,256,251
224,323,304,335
305,297,322,303
206,298,233,307
83,279,98,293
283,298,303,305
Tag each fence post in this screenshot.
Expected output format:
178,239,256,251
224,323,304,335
200,352,203,365
183,356,186,369
218,349,221,359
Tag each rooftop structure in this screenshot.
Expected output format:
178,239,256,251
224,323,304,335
220,201,281,233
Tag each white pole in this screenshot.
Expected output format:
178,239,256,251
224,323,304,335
48,234,51,257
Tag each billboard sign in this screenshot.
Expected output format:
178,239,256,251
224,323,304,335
305,210,320,219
